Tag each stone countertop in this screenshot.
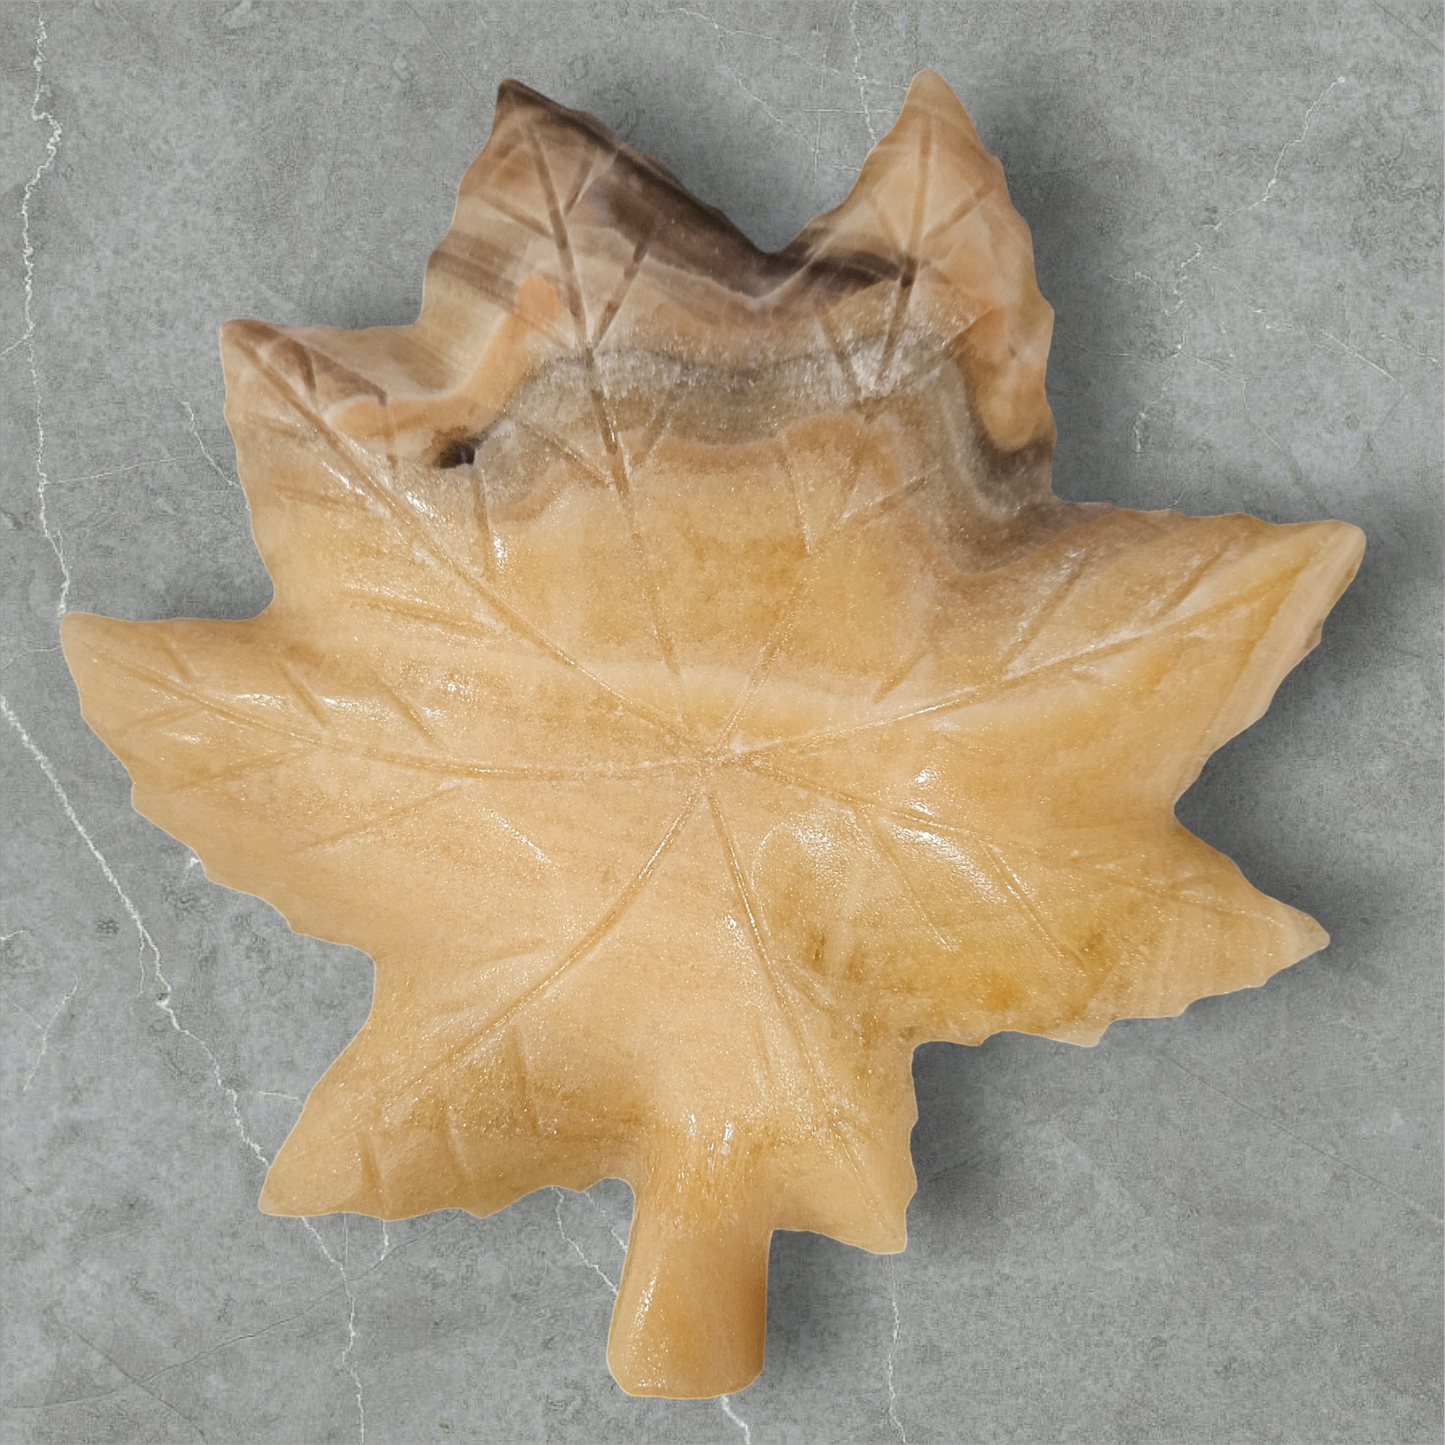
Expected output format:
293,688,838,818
2,3,1440,1442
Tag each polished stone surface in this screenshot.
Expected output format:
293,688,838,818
2,3,1440,1441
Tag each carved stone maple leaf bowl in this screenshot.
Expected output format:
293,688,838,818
61,73,1363,1398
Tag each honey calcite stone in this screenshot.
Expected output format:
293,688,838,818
61,73,1364,1398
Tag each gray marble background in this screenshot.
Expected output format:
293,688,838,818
2,3,1441,1442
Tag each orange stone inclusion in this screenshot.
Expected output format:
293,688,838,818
61,73,1363,1396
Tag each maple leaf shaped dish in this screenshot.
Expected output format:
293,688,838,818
61,72,1363,1399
